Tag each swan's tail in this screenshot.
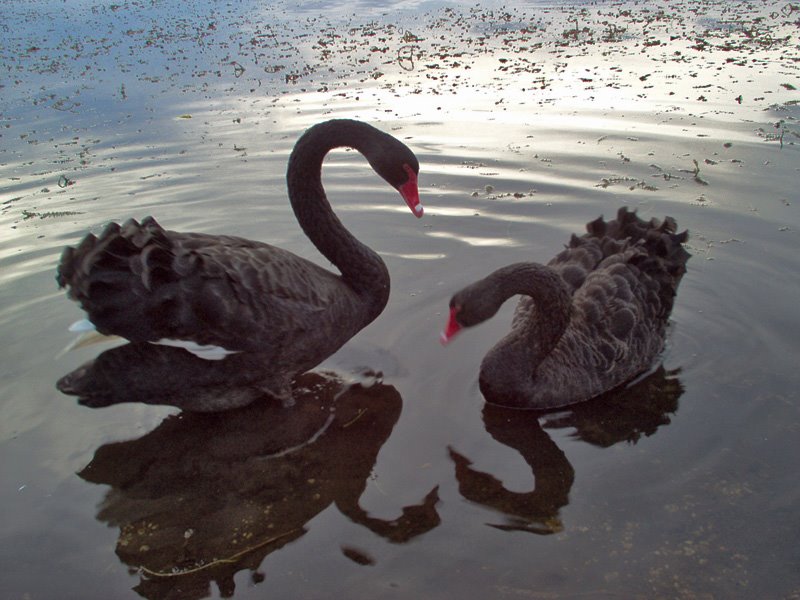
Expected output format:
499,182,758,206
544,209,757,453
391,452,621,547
598,206,690,277
56,217,180,341
552,207,689,317
589,206,690,315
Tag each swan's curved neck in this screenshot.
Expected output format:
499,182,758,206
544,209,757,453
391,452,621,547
489,263,572,365
286,120,390,317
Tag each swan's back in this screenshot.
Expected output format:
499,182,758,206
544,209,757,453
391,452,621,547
548,207,688,303
501,207,690,408
57,217,367,350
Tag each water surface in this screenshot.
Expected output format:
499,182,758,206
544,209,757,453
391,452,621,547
2,0,799,598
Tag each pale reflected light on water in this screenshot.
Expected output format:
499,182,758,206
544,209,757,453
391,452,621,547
1,0,799,598
427,230,525,247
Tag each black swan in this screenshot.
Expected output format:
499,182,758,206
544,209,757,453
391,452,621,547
441,207,689,409
56,119,422,409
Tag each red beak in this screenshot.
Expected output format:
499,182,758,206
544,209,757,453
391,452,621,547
399,164,423,218
440,306,462,345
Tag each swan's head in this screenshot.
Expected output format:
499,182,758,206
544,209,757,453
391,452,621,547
440,278,504,345
365,132,423,218
398,164,423,218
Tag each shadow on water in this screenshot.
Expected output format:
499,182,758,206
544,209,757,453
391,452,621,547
76,360,440,599
449,366,683,535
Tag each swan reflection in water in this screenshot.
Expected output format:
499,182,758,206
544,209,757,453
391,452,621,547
75,345,440,599
449,366,683,534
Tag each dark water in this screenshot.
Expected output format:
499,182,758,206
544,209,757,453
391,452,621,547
2,0,800,598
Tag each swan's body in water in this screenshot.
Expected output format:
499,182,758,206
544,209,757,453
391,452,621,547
441,207,689,409
57,119,422,410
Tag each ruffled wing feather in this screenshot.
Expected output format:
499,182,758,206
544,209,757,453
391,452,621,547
57,217,358,355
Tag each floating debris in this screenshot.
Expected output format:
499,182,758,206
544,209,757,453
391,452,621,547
57,175,75,188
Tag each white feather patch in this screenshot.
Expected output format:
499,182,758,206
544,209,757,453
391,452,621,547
151,339,241,360
68,318,97,333
58,319,119,358
63,319,238,361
